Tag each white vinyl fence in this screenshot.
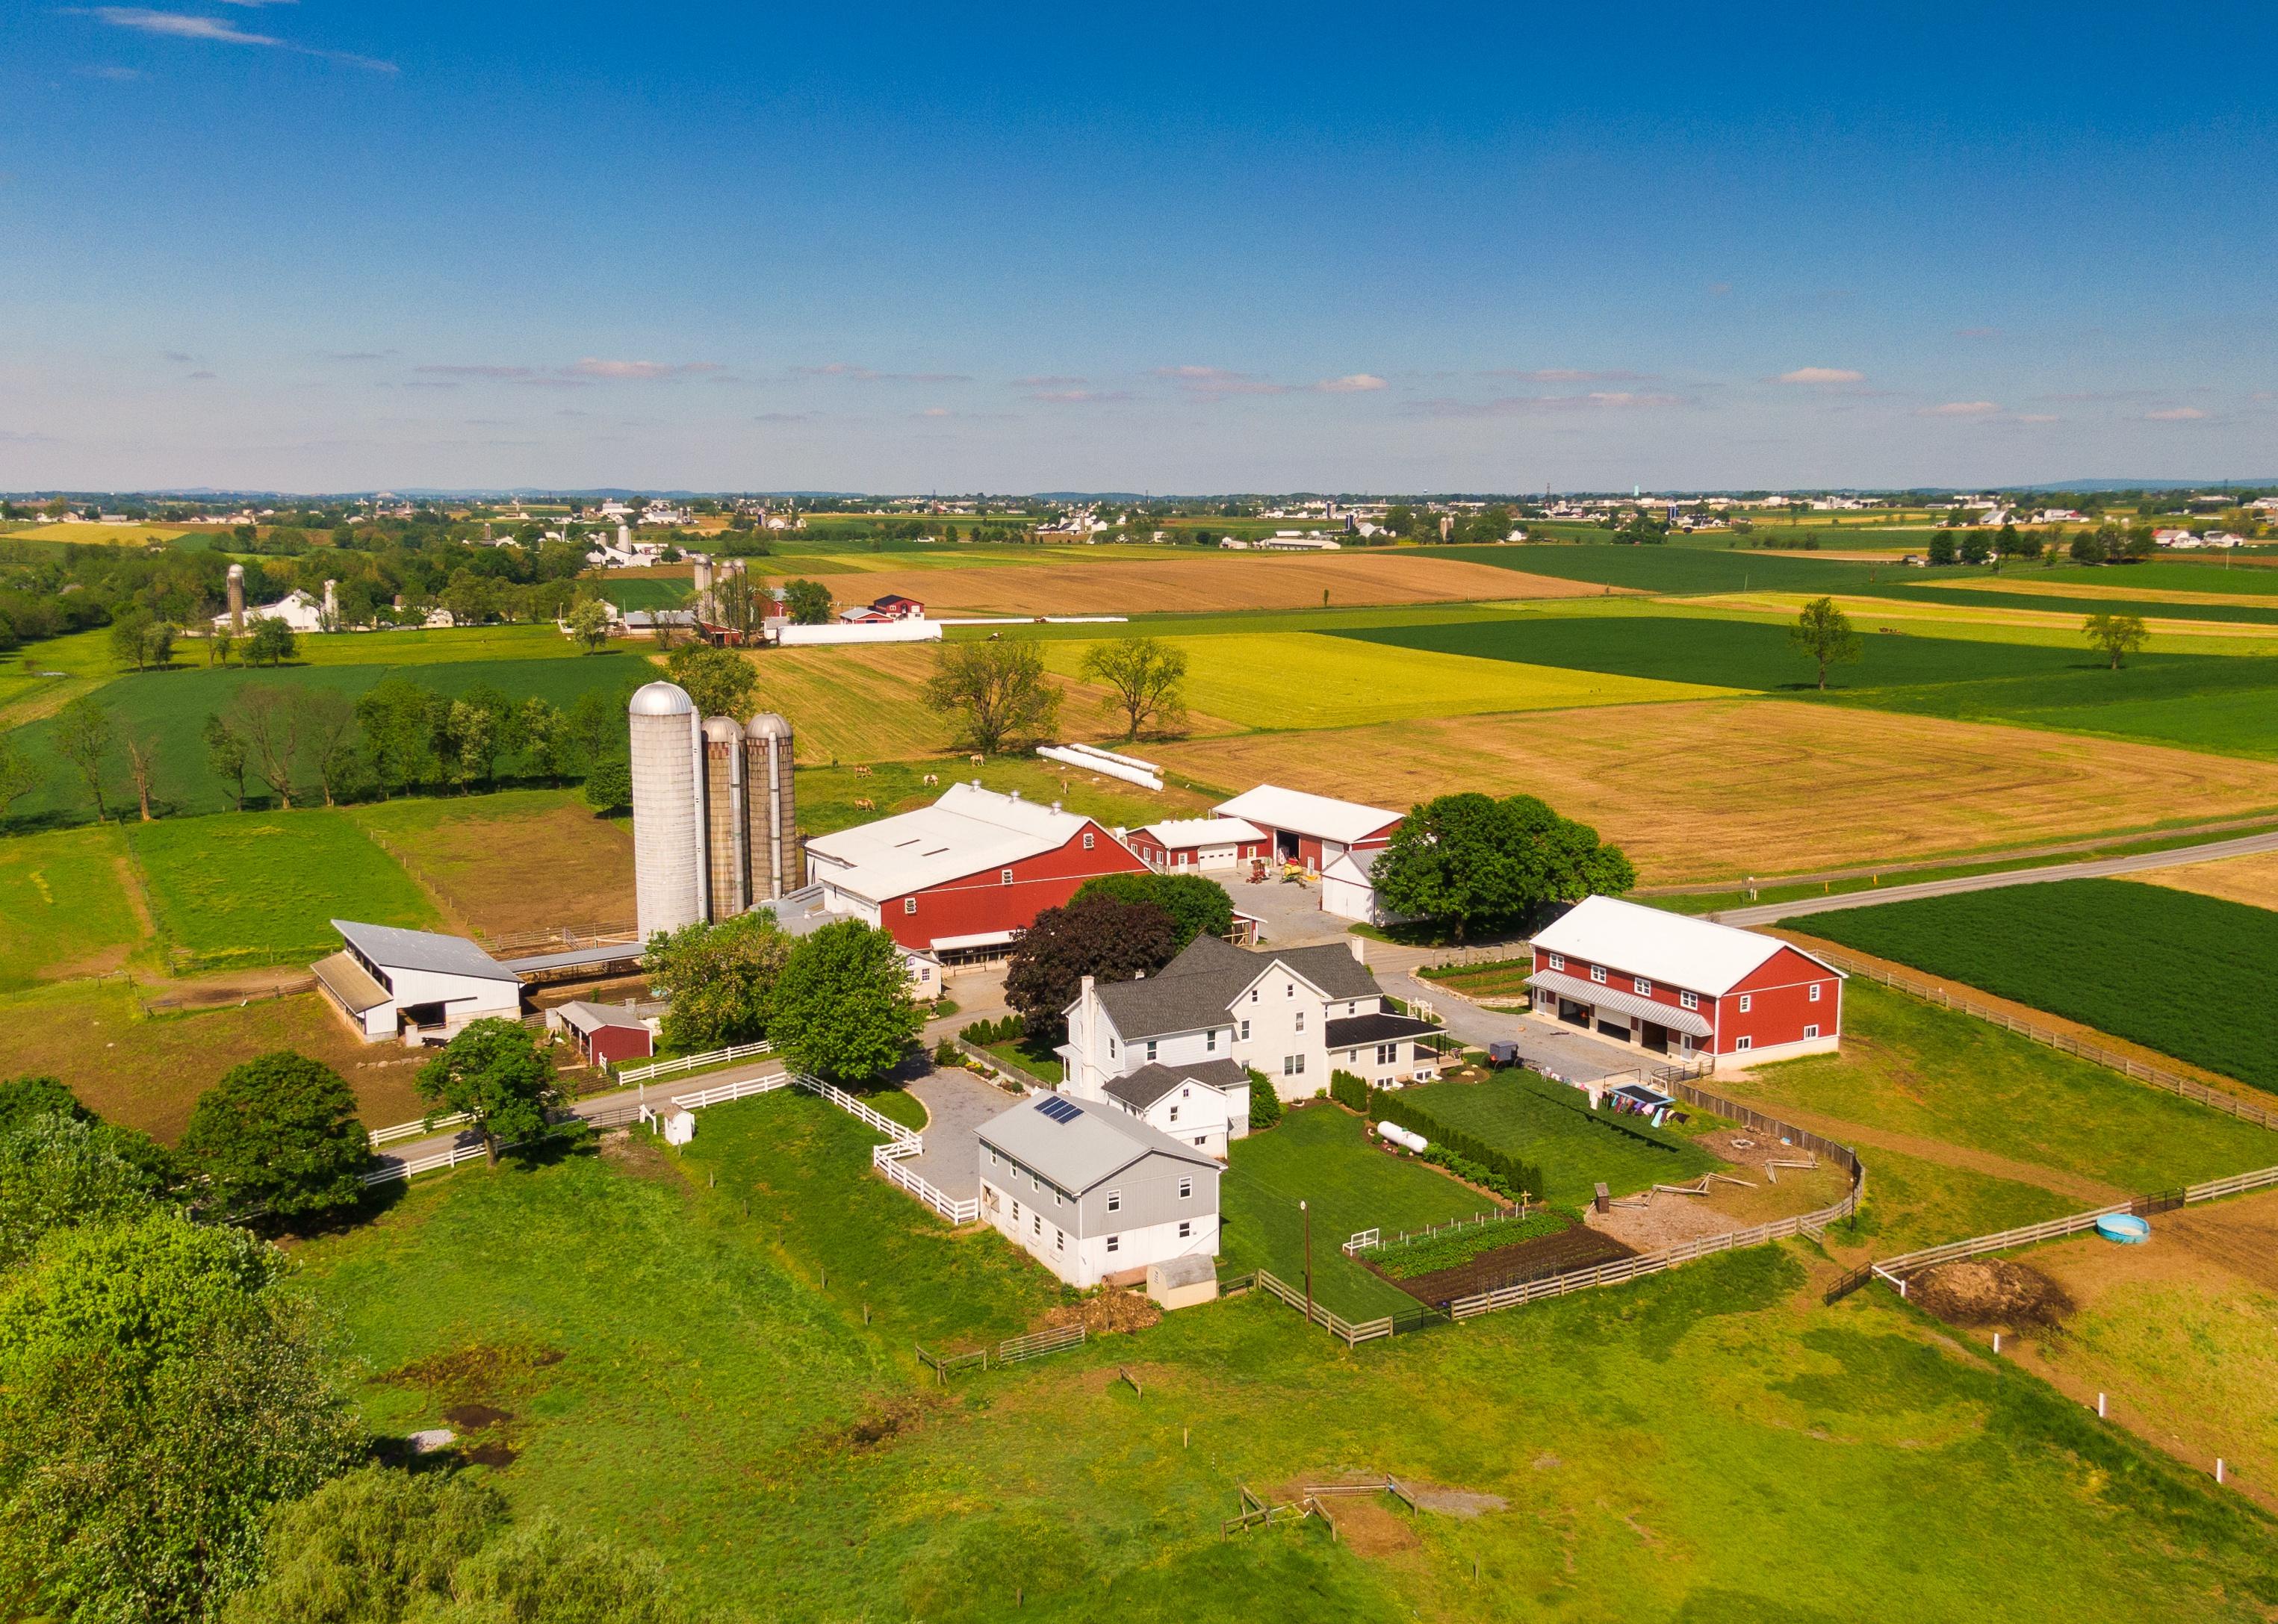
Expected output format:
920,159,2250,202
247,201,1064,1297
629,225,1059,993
616,1041,775,1086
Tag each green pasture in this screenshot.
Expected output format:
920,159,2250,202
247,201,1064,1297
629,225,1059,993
1739,979,2278,1175
1849,654,2278,757
1219,1101,1489,1320
281,623,603,667
3,651,650,821
1784,883,2278,1096
2029,561,2278,597
599,577,688,611
1335,610,2146,693
1834,1142,2080,1254
1424,541,1919,595
296,1139,2278,1622
1401,1071,1722,1204
125,809,439,965
1893,581,2278,626
0,822,146,989
952,602,1536,643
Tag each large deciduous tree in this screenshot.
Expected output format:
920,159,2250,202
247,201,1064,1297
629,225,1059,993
1004,895,1181,1033
923,640,1062,755
641,912,791,1051
767,921,922,1086
781,578,834,625
1078,635,1190,741
665,643,758,721
229,683,304,809
1788,596,1860,690
2082,612,2149,670
416,1018,559,1165
565,596,613,653
179,1051,370,1228
1072,871,1232,949
55,695,116,821
1371,792,1635,940
244,616,297,667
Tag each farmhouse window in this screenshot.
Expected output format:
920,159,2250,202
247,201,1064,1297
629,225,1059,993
903,897,916,915
1109,1037,1117,1058
1809,983,1822,1003
1738,995,1751,1012
1679,991,1698,1011
1294,1012,1305,1033
1001,868,1014,886
1179,1177,1192,1198
1182,1087,1190,1098
1146,1040,1158,1061
1634,977,1651,996
1194,1136,1205,1145
1282,1054,1306,1076
1548,953,1565,971
1240,1020,1250,1040
1170,1106,1179,1122
1377,1043,1396,1065
1106,1234,1120,1253
1735,1036,1752,1051
1284,984,1293,999
1250,989,1259,1004
1349,1050,1359,1063
1804,1024,1820,1039
1107,1190,1121,1211
1178,1221,1192,1239
1206,1030,1218,1052
1590,965,1607,984
1083,832,1095,850
1055,1231,1064,1251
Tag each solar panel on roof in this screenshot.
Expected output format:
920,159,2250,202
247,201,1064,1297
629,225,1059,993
1036,1095,1082,1124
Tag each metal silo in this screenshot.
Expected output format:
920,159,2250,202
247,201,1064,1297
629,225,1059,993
226,564,246,632
701,714,748,920
630,680,705,941
746,712,800,898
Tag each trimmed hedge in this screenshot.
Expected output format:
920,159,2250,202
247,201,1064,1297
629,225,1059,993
958,1015,1027,1046
1332,1070,1549,1204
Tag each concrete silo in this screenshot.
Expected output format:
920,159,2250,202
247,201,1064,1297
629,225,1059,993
700,714,748,921
629,680,706,941
746,712,801,899
226,564,246,632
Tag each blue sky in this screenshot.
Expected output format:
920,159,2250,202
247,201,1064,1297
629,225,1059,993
3,2,2274,493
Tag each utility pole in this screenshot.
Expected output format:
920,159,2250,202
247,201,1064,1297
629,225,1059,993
1301,1198,1312,1322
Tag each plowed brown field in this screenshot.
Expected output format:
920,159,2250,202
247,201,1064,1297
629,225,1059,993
1152,698,2278,884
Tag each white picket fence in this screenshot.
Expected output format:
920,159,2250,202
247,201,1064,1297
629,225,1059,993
367,1110,472,1149
363,1137,493,1185
618,1041,775,1086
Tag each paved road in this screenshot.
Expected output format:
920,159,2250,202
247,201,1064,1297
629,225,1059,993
1713,828,2278,928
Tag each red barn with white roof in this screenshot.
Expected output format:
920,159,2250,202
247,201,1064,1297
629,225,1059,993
801,781,1146,956
1527,895,1843,1067
1211,785,1401,875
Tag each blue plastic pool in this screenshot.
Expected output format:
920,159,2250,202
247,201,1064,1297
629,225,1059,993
2095,1213,2150,1244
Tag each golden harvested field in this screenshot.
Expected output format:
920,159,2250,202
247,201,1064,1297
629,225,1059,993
2132,847,2278,911
838,553,1621,615
351,791,636,937
1151,698,2278,884
1038,632,1728,730
742,643,1245,764
1,521,190,545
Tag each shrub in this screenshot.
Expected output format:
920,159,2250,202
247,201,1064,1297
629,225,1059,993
958,1015,1028,1047
1329,1069,1370,1113
1247,1071,1282,1131
1353,1082,1549,1204
932,1039,962,1067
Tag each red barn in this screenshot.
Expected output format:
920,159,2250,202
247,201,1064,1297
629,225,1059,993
801,781,1148,957
550,1000,656,1068
1211,785,1401,876
1526,895,1843,1067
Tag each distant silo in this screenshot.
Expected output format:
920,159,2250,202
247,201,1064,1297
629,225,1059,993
630,681,705,941
747,712,801,899
701,715,748,921
226,564,246,632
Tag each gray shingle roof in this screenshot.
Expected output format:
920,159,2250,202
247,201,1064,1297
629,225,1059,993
1102,1057,1252,1111
332,919,517,983
977,1094,1218,1193
1325,1011,1441,1048
1089,933,1383,1039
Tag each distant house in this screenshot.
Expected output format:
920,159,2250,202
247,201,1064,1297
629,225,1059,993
836,593,926,624
976,1092,1221,1289
314,919,522,1044
1123,815,1267,874
1253,530,1341,551
1212,784,1402,877
1526,895,1844,1067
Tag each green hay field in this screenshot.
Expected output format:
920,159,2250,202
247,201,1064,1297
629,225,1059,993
4,651,651,820
1784,885,2278,1096
292,1133,2278,1621
0,822,147,989
1219,1101,1490,1320
1040,631,1728,730
1849,655,2278,758
1400,1071,1722,1204
125,809,440,966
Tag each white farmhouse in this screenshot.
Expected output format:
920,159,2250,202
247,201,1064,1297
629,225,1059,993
977,1092,1220,1289
1061,934,1444,1108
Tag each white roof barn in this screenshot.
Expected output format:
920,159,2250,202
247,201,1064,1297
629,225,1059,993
1212,785,1401,847
314,918,522,1044
804,781,1099,904
1530,895,1837,997
1129,816,1264,851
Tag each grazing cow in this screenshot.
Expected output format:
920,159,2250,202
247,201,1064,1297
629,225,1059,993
969,753,985,765
922,773,939,786
853,797,875,812
853,764,872,777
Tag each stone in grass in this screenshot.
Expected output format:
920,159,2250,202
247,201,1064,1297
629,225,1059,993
407,1428,456,1455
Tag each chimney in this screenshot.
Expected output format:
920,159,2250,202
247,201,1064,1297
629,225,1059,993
1350,938,1366,964
1081,974,1094,996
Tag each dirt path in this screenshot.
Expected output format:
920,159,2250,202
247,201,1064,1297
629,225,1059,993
1709,1089,2127,1207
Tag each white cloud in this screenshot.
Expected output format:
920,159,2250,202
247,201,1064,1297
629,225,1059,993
795,363,970,383
71,7,396,71
1313,374,1386,393
2014,414,2059,424
1409,391,1686,418
1776,367,1865,385
77,63,144,79
2146,406,2207,421
1154,364,1288,397
571,358,721,380
1920,400,1999,417
416,364,532,379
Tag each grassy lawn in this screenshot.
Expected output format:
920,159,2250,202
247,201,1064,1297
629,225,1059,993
349,788,633,936
1787,883,2278,1094
978,1036,1062,1084
1220,1101,1489,1320
0,822,148,988
1832,1142,2082,1254
1401,1071,1722,1204
295,1146,2278,1621
1737,982,2278,1191
2,651,652,820
127,809,440,966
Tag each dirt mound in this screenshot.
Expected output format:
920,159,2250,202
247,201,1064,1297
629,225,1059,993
827,1396,925,1452
1911,1260,2075,1329
462,1442,519,1469
384,1343,565,1404
441,1403,512,1429
1041,1289,1161,1336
